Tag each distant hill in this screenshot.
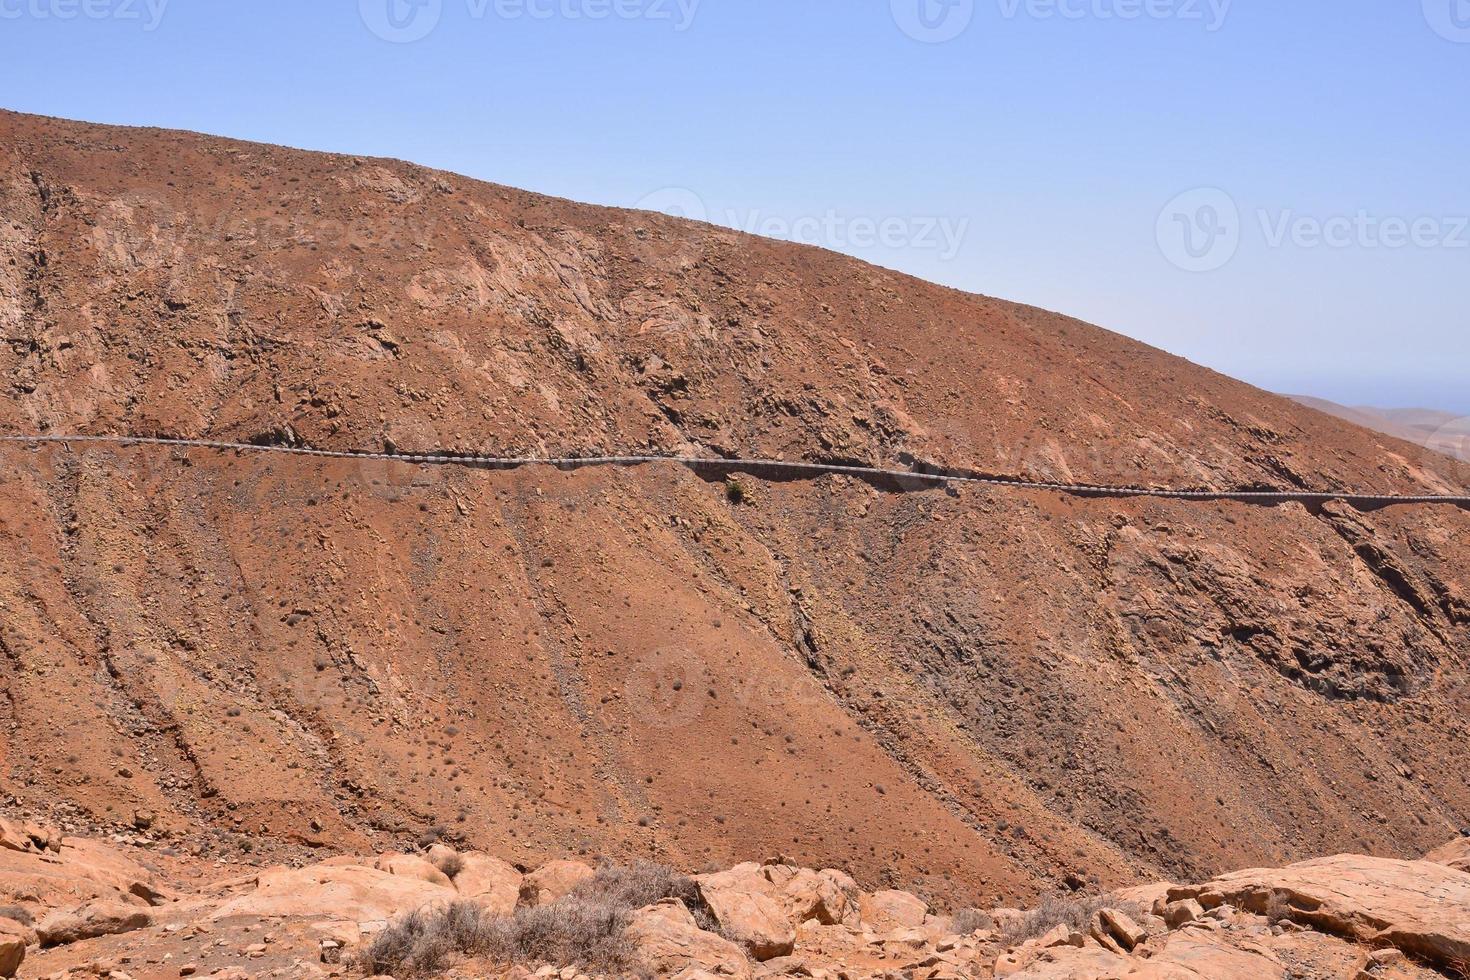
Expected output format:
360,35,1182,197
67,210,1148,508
1289,396,1469,461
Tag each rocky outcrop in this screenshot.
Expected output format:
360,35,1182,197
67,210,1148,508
693,864,795,961
452,852,524,915
861,888,931,932
372,851,455,888
1169,852,1470,971
35,898,152,946
626,899,752,978
518,859,596,908
1426,836,1470,874
210,862,454,942
7,832,1466,979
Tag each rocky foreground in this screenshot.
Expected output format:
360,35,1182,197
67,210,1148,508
0,816,1466,979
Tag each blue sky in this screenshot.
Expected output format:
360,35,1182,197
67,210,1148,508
2,1,1467,412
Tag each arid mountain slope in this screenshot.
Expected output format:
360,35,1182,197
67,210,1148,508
0,110,1467,908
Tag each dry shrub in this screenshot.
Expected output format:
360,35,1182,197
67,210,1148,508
354,861,704,977
0,905,32,926
1001,895,1143,945
1263,890,1293,926
952,907,994,935
354,905,465,977
479,898,636,974
435,851,467,880
571,859,718,932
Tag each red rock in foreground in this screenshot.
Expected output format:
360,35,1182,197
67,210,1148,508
3,823,1466,978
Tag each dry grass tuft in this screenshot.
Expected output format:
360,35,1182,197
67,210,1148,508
571,859,718,932
0,905,32,926
435,851,467,880
1000,895,1143,945
354,860,706,977
952,907,994,935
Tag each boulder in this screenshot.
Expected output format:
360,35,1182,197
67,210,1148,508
1163,898,1205,928
694,864,795,961
0,834,166,921
0,820,39,855
1111,881,1175,910
1168,854,1470,972
860,889,929,931
372,852,453,888
1006,944,1131,978
1095,907,1148,950
0,931,20,979
211,862,454,933
625,898,752,979
426,843,460,872
36,899,151,946
518,859,595,907
1130,928,1286,979
56,836,168,903
1426,837,1470,875
760,865,860,927
0,918,33,949
452,852,523,916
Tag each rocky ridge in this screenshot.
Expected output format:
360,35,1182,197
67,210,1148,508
2,817,1467,979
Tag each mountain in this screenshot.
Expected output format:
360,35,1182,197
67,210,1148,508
0,109,1467,908
1290,395,1470,462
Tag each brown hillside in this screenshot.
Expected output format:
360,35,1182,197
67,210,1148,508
0,109,1467,908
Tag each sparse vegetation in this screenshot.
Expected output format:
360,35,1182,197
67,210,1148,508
435,851,466,880
1264,889,1293,926
999,895,1143,945
353,860,706,977
572,859,719,933
952,907,994,935
724,478,749,505
0,904,32,926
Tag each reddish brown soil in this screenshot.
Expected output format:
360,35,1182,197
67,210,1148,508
0,109,1467,908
